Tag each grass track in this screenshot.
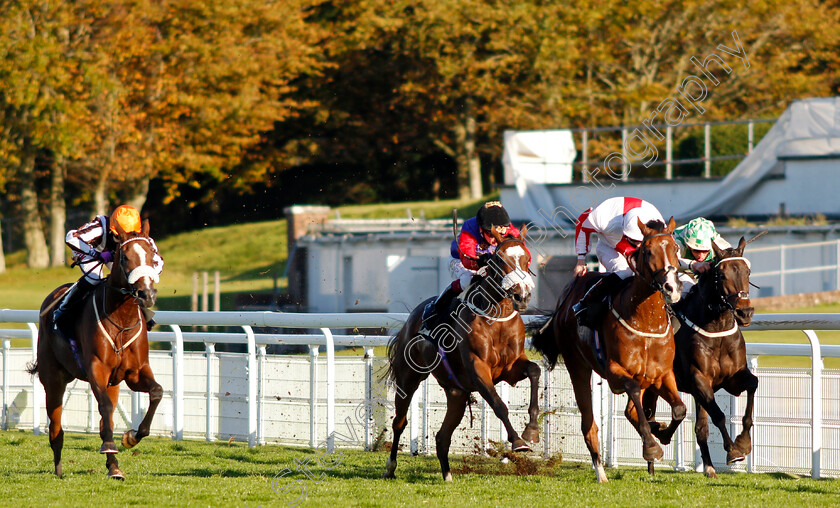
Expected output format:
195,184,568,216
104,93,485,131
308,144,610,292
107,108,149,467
1,430,838,507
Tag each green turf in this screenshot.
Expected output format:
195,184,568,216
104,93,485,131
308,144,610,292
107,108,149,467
0,430,837,507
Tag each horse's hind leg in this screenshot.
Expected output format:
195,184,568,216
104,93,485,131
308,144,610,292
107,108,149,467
567,361,608,482
694,402,717,478
502,357,541,444
726,369,758,458
436,389,468,482
382,375,424,479
44,379,69,476
123,364,163,448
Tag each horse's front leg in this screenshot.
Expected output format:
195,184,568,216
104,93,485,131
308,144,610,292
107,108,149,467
650,371,687,446
123,364,163,448
470,357,529,452
694,401,718,478
103,384,124,479
691,368,743,465
725,368,759,458
502,357,541,444
89,361,119,456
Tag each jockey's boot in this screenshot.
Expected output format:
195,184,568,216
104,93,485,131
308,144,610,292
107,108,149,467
572,273,622,329
52,278,95,341
421,281,462,334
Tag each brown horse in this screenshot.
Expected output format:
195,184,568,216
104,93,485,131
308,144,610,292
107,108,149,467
27,220,162,479
644,237,757,478
382,231,540,481
531,218,684,482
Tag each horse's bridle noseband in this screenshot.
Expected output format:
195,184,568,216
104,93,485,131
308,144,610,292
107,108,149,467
115,236,157,301
638,232,678,294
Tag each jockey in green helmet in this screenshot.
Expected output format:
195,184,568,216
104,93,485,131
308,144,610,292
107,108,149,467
673,217,731,296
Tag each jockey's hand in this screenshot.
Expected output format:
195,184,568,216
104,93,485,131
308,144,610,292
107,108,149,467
691,260,711,274
98,250,113,264
574,259,587,277
478,253,492,266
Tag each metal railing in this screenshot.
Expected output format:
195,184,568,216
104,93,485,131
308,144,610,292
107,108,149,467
1,309,838,478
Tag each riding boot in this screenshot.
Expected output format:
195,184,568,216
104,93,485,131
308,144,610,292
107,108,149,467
421,281,461,333
52,278,96,340
572,273,622,328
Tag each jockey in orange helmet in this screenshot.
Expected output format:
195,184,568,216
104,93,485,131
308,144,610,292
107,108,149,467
53,205,164,341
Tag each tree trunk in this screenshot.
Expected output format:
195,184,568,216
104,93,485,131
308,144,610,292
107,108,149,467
454,98,483,200
19,148,49,268
126,177,150,213
49,156,66,267
0,218,6,274
93,169,108,217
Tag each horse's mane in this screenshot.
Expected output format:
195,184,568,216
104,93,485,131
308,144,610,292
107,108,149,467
644,219,666,232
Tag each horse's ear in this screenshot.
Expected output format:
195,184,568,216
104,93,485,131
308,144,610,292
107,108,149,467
628,249,639,274
737,236,746,255
666,216,676,234
712,239,725,260
637,217,651,238
141,219,150,237
519,223,528,240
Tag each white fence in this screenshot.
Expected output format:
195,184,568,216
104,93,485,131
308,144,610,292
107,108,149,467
749,239,840,296
1,309,839,479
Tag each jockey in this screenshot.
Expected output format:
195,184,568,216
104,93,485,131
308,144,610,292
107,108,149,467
570,196,665,327
53,205,164,340
673,217,731,296
421,201,525,331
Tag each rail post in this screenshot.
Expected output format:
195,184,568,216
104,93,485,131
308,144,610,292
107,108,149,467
28,322,41,435
171,324,184,441
321,327,335,453
309,345,319,448
2,338,8,430
364,346,374,451
206,342,216,442
804,330,822,479
257,344,266,446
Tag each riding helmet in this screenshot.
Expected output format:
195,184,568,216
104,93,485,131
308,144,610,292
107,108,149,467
682,217,717,251
477,201,510,232
110,205,142,234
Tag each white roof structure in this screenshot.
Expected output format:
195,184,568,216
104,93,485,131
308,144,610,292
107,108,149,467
501,97,840,225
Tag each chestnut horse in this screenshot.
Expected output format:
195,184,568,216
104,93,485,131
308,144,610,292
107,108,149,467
382,231,539,481
28,220,162,479
644,237,757,478
531,218,684,482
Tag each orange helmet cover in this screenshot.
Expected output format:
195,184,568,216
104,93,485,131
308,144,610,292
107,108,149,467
109,205,142,234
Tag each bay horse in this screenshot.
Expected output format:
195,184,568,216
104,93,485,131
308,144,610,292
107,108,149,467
382,230,540,481
644,236,757,478
27,219,162,479
531,218,684,482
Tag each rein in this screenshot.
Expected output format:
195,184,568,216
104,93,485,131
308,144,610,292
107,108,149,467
93,289,144,355
711,256,751,312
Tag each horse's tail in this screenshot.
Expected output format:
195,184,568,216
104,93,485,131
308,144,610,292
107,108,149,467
529,278,578,371
383,331,401,383
26,361,39,376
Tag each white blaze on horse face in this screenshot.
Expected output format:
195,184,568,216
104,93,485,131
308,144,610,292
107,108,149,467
127,242,159,285
500,245,535,295
659,242,681,304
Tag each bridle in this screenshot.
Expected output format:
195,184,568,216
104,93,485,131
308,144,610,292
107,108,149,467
710,256,751,313
636,232,678,295
114,236,159,301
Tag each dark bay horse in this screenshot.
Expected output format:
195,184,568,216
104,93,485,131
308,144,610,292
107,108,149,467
382,231,540,481
531,218,684,482
28,220,162,479
644,237,757,478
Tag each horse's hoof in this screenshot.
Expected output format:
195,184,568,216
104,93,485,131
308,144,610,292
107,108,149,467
726,450,745,465
122,430,139,449
522,426,540,444
704,465,718,479
108,467,125,480
381,471,396,479
99,442,119,454
512,438,531,452
734,434,752,456
643,443,663,462
443,472,453,482
54,463,62,477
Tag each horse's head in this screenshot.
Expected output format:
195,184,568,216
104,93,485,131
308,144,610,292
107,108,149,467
630,217,682,304
112,219,158,308
487,227,535,311
712,237,754,326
